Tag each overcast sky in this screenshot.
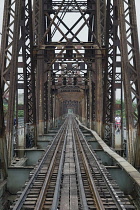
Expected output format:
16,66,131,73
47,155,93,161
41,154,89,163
0,1,140,40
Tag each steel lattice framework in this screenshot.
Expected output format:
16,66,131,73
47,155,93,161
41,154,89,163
0,0,140,176
0,0,36,163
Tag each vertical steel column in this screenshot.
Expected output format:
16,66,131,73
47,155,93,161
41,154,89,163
1,0,36,163
0,74,7,180
117,0,140,165
45,13,53,132
55,96,58,127
21,0,36,126
86,0,94,129
47,71,52,130
1,0,22,163
33,0,54,134
103,0,121,146
81,96,85,124
92,81,96,128
100,0,106,45
89,71,93,129
84,90,87,126
53,91,56,127
33,0,39,130
86,88,90,127
94,0,103,136
20,0,36,146
35,0,45,135
33,0,39,46
44,81,48,133
50,89,54,127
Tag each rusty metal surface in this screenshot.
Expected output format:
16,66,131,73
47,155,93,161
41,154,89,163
0,70,7,180
1,0,23,164
0,0,140,168
103,0,121,146
0,0,36,164
117,0,140,165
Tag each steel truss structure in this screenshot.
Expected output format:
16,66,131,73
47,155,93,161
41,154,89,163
0,0,140,177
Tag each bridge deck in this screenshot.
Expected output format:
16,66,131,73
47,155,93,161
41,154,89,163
10,116,138,209
78,119,140,186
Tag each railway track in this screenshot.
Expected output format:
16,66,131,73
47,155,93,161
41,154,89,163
12,115,135,209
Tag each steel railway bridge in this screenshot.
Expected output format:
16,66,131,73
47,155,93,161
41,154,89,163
0,0,140,209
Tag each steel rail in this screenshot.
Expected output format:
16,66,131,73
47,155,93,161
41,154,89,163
13,118,68,210
34,121,69,209
50,122,69,209
72,123,89,210
74,119,126,210
72,119,105,210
